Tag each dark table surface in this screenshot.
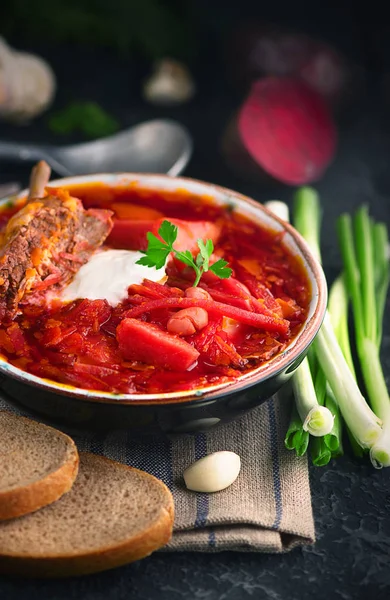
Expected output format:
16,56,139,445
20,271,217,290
0,34,390,600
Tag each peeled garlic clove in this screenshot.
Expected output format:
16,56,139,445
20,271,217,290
143,58,195,106
0,36,55,122
183,451,241,493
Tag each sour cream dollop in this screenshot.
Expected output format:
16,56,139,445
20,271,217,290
61,249,166,307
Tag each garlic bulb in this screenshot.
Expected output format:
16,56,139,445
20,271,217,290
183,451,241,493
0,37,56,122
143,58,195,106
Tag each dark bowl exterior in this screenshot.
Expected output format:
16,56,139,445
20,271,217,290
0,354,305,436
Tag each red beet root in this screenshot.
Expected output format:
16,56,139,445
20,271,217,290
237,77,337,185
117,318,200,371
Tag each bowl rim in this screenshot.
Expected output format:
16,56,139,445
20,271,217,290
0,172,328,406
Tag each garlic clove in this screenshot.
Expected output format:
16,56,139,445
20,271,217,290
143,58,195,106
183,451,241,493
0,36,55,122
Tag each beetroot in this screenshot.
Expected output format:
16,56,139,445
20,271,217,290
117,318,200,371
237,77,337,185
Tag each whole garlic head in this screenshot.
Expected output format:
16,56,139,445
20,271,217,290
0,37,56,122
183,451,241,493
143,58,195,106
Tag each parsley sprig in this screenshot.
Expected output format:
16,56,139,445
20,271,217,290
136,220,232,286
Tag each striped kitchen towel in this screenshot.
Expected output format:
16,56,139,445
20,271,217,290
0,393,314,553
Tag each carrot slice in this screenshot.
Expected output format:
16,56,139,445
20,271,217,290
111,202,164,221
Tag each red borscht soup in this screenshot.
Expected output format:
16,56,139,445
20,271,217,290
0,183,310,394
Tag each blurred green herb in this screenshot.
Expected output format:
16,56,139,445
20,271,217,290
0,0,194,60
48,102,120,138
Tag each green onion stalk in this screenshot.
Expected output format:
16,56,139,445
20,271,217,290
293,188,384,462
314,368,343,458
328,275,363,457
337,207,390,467
291,357,334,437
284,403,310,456
265,200,334,450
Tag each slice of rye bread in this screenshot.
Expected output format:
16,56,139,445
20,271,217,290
0,411,79,521
0,452,175,578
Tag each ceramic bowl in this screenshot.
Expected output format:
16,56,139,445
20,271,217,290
0,174,327,435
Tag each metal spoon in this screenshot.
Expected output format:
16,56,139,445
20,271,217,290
0,119,192,177
0,182,21,199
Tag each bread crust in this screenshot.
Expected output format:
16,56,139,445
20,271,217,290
0,412,79,521
0,453,175,578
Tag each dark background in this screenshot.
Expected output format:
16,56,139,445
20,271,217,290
0,1,390,599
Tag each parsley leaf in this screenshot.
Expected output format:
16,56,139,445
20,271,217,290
158,220,178,247
175,250,196,267
136,219,232,286
209,259,233,279
137,250,169,270
195,252,204,268
197,239,212,272
145,231,167,249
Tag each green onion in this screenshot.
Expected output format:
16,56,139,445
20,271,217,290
323,385,343,457
292,188,322,262
291,357,334,436
372,222,389,346
284,403,310,456
362,339,390,467
310,437,332,467
328,275,356,377
314,368,343,456
328,275,362,457
337,208,390,467
307,346,318,379
354,206,377,342
265,199,334,445
264,200,290,224
266,192,389,467
314,318,381,445
293,188,383,456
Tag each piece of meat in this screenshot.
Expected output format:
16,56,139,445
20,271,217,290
0,162,113,321
28,160,51,200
